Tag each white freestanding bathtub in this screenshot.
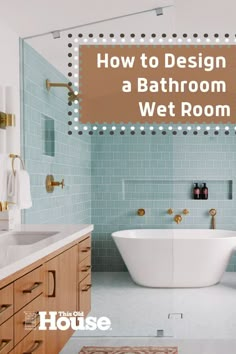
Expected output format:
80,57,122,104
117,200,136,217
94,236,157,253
112,229,236,288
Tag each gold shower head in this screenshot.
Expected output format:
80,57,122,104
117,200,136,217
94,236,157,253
46,79,79,102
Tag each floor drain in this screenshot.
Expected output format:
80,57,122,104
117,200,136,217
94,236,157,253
168,313,183,319
156,329,164,337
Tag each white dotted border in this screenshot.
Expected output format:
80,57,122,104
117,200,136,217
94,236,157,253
72,35,234,45
67,34,236,134
73,125,236,132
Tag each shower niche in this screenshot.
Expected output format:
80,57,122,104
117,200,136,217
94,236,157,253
123,178,233,201
42,115,55,157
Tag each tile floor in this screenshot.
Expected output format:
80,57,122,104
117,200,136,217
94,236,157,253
60,272,236,353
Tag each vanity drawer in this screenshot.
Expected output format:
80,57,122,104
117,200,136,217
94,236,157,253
78,256,91,282
14,267,43,312
14,295,42,345
0,317,14,354
0,283,13,325
78,274,91,317
11,325,44,354
78,237,91,263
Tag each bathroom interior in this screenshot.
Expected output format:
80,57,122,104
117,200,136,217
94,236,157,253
1,1,236,354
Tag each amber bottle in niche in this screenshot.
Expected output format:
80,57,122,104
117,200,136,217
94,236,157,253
193,183,200,200
201,183,208,200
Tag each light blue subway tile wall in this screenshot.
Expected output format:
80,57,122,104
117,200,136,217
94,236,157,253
22,42,91,224
91,125,236,271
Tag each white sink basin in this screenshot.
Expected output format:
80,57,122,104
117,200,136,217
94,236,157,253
0,231,59,268
0,231,58,246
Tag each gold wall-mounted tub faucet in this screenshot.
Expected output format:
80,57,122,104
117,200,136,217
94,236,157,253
174,215,182,224
170,209,189,224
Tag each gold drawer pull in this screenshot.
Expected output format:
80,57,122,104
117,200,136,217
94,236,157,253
0,340,11,352
23,340,43,354
81,247,91,253
0,304,11,314
48,270,56,298
23,282,42,294
81,265,91,272
81,284,92,292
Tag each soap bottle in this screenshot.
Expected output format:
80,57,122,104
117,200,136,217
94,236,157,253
193,183,200,200
201,183,208,200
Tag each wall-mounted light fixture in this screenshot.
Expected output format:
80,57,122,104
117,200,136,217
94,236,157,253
0,113,15,129
0,87,16,129
0,86,18,154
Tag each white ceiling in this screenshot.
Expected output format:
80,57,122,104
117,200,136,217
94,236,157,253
1,0,236,75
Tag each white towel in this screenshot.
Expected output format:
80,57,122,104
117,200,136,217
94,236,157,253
8,170,32,209
0,154,8,201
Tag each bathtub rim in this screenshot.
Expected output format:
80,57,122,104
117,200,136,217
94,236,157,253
112,229,236,240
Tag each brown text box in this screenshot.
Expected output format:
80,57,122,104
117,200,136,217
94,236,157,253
79,45,236,124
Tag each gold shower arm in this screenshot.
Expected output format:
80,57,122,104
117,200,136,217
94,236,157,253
46,79,79,101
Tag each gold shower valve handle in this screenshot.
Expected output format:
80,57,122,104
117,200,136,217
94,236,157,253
183,209,189,215
167,208,174,215
46,175,65,193
137,208,145,216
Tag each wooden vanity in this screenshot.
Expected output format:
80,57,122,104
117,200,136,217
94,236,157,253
0,232,91,354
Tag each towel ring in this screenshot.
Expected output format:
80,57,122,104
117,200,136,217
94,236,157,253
9,154,25,176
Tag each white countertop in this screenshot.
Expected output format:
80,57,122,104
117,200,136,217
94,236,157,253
0,224,93,282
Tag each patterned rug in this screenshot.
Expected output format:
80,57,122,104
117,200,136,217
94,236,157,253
79,347,178,354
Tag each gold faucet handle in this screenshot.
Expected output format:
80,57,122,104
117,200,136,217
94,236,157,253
167,208,174,215
183,209,189,215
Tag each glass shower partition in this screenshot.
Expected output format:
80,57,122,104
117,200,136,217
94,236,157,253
20,33,176,344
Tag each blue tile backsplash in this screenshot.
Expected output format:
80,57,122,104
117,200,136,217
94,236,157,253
22,42,236,272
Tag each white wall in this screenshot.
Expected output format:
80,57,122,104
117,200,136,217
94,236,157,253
0,20,21,224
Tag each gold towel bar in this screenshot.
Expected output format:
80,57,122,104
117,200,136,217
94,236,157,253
9,154,25,176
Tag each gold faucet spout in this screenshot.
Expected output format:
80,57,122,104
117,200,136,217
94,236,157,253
174,215,182,224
